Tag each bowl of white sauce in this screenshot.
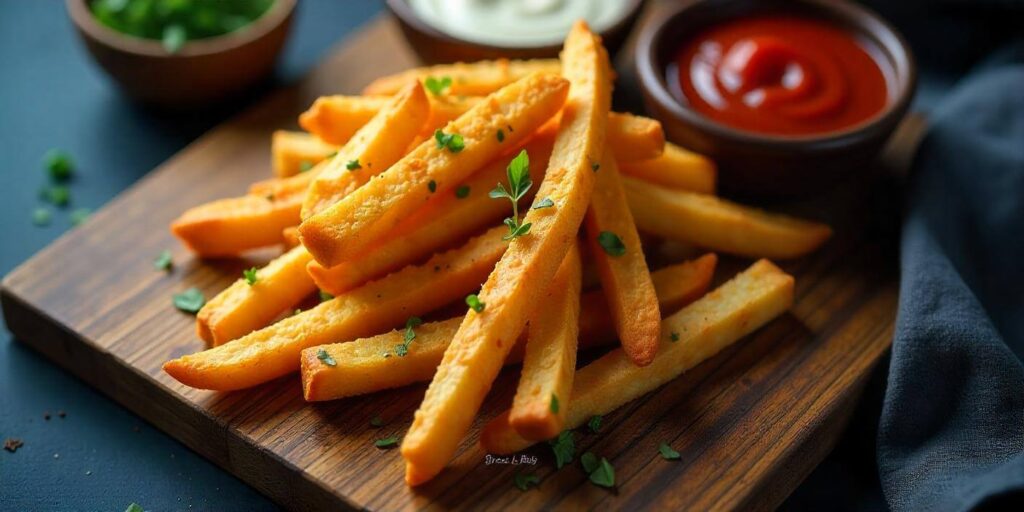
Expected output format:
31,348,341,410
386,0,646,63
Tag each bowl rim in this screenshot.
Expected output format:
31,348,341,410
384,0,646,53
66,0,296,58
634,0,917,149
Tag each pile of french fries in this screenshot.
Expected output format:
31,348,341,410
164,22,831,486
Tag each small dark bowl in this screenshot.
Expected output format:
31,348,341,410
386,0,646,63
67,0,295,106
635,0,916,197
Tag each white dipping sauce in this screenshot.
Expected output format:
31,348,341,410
407,0,632,47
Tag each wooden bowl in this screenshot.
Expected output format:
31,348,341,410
385,0,646,63
635,0,916,197
66,0,296,106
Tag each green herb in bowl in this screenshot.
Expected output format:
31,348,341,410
90,0,276,53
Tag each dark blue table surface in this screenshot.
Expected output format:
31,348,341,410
0,0,1003,510
0,1,380,510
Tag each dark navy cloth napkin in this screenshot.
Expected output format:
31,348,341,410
879,45,1024,510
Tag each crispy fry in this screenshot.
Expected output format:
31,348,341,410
480,259,795,454
509,242,582,440
606,111,665,162
308,133,556,295
196,245,316,345
301,255,717,401
301,93,660,164
620,142,716,194
170,195,299,257
302,82,431,219
282,226,300,249
271,130,339,178
401,22,611,486
300,73,570,267
300,95,481,146
625,177,832,259
585,150,660,366
363,59,561,96
164,226,509,391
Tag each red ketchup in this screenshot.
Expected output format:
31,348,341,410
672,15,890,136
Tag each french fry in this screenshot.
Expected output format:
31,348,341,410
620,142,716,194
606,111,666,163
170,195,299,256
301,255,717,402
299,73,570,267
363,59,561,96
301,93,661,164
300,95,481,146
163,226,509,391
282,226,300,249
585,150,660,366
196,245,316,345
271,130,339,178
302,82,431,219
625,177,832,259
509,242,582,440
480,259,795,454
401,22,611,486
308,133,556,296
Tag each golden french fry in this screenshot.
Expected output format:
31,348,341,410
401,22,611,486
363,59,561,96
302,82,431,219
509,242,582,440
301,93,661,164
585,150,660,366
625,177,833,259
300,255,717,402
606,111,666,163
196,245,315,345
300,95,481,146
163,226,508,391
620,142,716,194
480,259,795,454
271,130,339,178
170,195,299,257
308,132,555,295
300,73,570,267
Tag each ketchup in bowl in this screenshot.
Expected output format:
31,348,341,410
670,15,891,136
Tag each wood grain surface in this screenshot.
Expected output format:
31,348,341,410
1,17,899,511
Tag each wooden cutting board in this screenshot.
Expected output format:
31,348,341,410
0,16,900,511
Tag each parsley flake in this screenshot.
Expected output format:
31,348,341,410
592,162,600,172
424,76,452,96
496,129,505,142
434,129,465,153
374,437,399,449
41,185,70,207
125,504,144,512
172,288,205,314
370,416,384,427
548,431,575,469
298,160,313,172
589,458,615,488
659,442,681,460
154,250,173,271
490,150,533,240
316,349,337,367
428,180,437,193
32,207,51,227
162,24,186,53
550,394,559,414
395,316,423,356
588,415,602,433
43,149,74,181
319,290,334,302
465,294,485,313
532,197,554,210
70,208,91,226
597,231,626,257
346,159,361,171
514,472,540,491
670,332,680,342
243,267,258,286
456,185,470,198
581,451,599,473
